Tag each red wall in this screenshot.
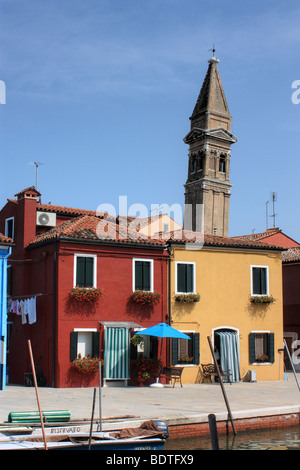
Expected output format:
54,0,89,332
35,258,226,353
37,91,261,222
55,242,168,387
7,239,168,387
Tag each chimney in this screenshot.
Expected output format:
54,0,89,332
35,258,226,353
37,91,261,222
15,187,41,249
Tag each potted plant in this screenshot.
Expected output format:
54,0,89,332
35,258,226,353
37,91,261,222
135,370,151,386
131,334,145,348
71,355,103,374
174,293,200,303
69,287,104,303
130,290,161,305
250,295,275,304
133,357,162,385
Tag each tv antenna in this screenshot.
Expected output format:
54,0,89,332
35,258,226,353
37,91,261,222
265,200,269,230
28,161,44,190
270,192,277,228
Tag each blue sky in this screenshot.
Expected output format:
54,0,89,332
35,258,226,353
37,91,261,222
0,0,299,241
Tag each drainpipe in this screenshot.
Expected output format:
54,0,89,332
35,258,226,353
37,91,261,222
52,240,57,387
167,245,173,326
0,247,12,390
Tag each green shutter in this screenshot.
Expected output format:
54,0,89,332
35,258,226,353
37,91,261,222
261,268,267,295
135,261,151,291
193,333,200,365
177,264,186,293
249,333,256,363
150,337,158,358
76,257,85,287
85,257,94,288
177,264,193,293
92,332,100,358
143,262,150,291
186,264,194,293
70,332,78,361
268,333,275,363
171,338,178,365
135,261,143,290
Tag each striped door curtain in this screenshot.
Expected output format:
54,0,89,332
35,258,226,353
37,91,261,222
104,327,130,380
216,331,241,382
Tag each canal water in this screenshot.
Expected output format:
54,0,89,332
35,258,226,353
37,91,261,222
165,425,300,450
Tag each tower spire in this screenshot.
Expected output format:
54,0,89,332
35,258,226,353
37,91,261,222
183,53,237,236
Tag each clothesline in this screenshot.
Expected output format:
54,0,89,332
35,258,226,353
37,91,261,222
7,296,37,325
9,293,45,300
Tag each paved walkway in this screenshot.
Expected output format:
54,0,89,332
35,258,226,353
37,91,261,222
1,374,300,430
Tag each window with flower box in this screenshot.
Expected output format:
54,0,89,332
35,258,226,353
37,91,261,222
74,254,97,288
249,332,274,364
133,259,153,292
171,332,199,365
70,329,100,361
251,266,269,296
175,262,196,294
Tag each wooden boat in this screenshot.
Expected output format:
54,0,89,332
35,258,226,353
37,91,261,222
0,419,169,450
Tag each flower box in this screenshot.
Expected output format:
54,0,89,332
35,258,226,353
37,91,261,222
255,354,269,363
130,290,161,305
69,287,104,303
250,295,275,304
174,293,200,303
178,355,194,364
71,355,103,375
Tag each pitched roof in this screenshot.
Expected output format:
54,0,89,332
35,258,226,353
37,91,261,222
234,227,300,249
282,247,300,263
0,232,14,245
7,198,109,219
27,215,166,248
166,229,284,251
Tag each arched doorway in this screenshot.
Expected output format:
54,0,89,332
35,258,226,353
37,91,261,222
213,328,240,382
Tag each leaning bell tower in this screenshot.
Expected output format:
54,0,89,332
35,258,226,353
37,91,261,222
184,53,237,236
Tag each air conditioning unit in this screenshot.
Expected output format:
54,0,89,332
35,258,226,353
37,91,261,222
36,211,56,227
249,370,257,382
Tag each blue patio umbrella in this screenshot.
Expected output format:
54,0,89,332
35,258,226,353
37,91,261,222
137,322,191,340
134,323,190,388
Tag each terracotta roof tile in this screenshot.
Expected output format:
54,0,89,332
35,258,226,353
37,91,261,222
166,229,284,250
27,215,166,248
282,247,300,263
0,232,14,245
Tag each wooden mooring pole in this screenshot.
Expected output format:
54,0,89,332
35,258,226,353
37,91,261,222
208,413,219,450
207,336,237,435
28,339,48,450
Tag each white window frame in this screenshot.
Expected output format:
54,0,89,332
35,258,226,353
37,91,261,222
132,258,154,292
5,217,14,239
174,330,197,367
250,265,269,296
73,254,97,288
175,261,196,294
74,328,97,358
251,330,272,365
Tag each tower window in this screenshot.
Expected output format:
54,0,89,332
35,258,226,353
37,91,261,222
219,156,226,173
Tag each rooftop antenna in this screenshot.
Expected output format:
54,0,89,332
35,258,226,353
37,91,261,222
265,200,269,231
270,192,277,228
28,161,44,191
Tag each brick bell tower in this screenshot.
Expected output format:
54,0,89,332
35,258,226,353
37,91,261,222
183,52,237,236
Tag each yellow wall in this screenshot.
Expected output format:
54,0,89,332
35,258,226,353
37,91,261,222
170,245,284,383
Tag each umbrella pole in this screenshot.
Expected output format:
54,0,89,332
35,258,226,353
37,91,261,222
150,337,164,388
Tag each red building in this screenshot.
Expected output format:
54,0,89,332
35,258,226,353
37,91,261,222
0,187,169,387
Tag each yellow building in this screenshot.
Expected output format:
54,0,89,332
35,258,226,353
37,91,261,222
168,232,284,383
